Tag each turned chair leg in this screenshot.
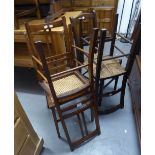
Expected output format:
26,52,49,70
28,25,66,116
81,112,89,135
58,112,73,151
44,91,50,109
120,76,128,109
90,108,94,122
114,76,119,90
51,108,61,138
77,114,85,137
92,103,101,135
98,80,104,106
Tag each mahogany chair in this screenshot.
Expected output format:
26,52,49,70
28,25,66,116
15,0,41,29
25,18,101,151
94,16,141,114
70,13,120,106
70,11,141,114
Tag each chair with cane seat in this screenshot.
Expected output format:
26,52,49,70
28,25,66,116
70,12,140,114
94,14,141,114
25,18,101,151
70,13,121,109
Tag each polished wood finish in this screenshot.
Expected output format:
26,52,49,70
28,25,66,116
14,93,44,155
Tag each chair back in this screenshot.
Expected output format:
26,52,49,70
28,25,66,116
70,11,97,62
25,17,72,77
70,10,97,43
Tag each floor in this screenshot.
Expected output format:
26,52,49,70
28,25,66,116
15,41,140,155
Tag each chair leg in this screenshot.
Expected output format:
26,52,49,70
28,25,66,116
81,112,88,135
44,92,50,109
92,103,101,135
91,88,101,135
114,59,122,90
77,114,84,137
114,76,119,90
120,75,128,109
58,110,73,151
98,80,104,106
90,107,94,122
51,108,61,138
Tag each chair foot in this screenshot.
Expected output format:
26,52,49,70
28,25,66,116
120,104,124,109
51,108,61,138
70,146,74,152
97,129,101,135
97,104,121,115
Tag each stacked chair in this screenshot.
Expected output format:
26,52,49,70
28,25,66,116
25,10,140,150
25,17,101,151
70,10,140,114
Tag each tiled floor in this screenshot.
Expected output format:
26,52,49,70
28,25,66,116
15,41,140,155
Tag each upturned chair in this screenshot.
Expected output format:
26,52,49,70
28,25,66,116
25,18,101,151
70,12,140,114
70,13,120,108
94,15,141,114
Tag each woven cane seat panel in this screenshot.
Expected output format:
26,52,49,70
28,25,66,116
84,56,125,79
99,60,125,79
53,74,85,96
40,72,89,108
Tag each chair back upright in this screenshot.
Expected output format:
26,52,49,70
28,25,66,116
25,17,72,79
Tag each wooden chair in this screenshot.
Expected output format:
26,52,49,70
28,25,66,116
15,0,41,29
94,14,141,114
70,10,119,61
70,12,120,107
25,18,101,151
70,11,140,114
